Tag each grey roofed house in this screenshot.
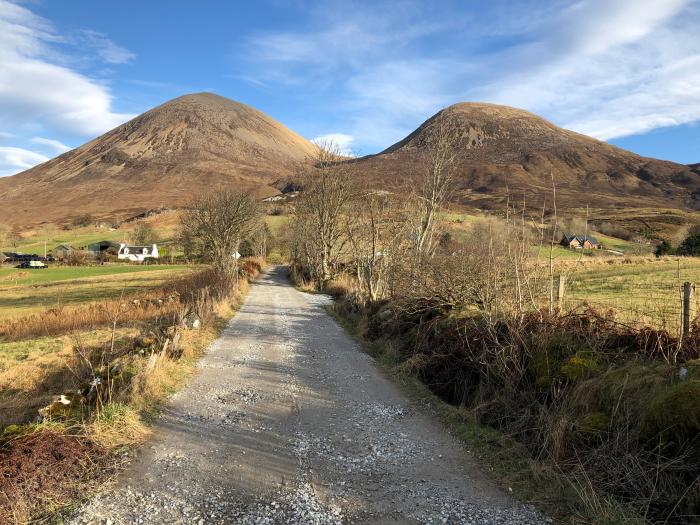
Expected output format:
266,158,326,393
560,233,600,249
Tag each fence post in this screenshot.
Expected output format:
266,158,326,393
683,282,694,339
557,274,566,311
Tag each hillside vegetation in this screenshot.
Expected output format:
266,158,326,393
1,93,699,229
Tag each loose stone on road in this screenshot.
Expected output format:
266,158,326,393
72,266,546,524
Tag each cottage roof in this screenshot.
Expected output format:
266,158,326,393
562,233,599,245
121,245,156,254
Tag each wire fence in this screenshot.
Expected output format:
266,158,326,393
558,274,693,337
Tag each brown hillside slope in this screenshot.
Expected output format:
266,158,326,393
0,93,317,225
350,103,700,212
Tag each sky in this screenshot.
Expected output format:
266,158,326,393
0,0,698,177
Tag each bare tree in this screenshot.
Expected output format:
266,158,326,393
0,224,9,249
133,222,159,245
412,113,460,260
179,189,261,280
346,192,411,300
291,141,353,287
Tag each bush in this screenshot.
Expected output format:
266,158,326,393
334,298,700,522
71,214,93,228
677,233,700,256
65,250,91,266
655,240,674,257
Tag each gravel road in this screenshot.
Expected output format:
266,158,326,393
72,266,547,524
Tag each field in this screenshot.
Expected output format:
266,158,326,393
440,209,698,333
0,265,195,319
563,257,700,334
0,262,195,430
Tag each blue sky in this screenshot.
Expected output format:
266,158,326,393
0,0,698,176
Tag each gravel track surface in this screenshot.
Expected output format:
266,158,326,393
71,266,547,524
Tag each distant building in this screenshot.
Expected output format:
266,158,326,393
117,243,159,262
52,244,75,261
561,233,600,250
86,240,120,254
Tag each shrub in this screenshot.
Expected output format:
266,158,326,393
655,240,674,257
677,233,700,256
132,223,158,245
71,214,93,228
333,297,700,521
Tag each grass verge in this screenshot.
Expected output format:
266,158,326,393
0,258,265,524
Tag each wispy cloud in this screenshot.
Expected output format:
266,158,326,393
77,29,135,64
0,146,48,176
244,0,700,150
30,136,71,153
0,1,134,138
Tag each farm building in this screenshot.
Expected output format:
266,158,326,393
86,240,120,254
561,233,600,249
117,243,159,262
52,244,75,260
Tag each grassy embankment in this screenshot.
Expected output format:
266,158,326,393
0,257,266,523
328,288,700,523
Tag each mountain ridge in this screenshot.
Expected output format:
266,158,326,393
1,94,699,227
0,93,317,225
350,102,700,211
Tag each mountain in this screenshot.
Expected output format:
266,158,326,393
0,93,317,225
350,103,700,212
3,96,699,228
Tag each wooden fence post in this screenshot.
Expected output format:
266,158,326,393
557,274,566,311
683,282,694,339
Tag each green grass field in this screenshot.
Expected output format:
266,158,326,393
0,264,195,319
0,264,187,286
564,257,700,333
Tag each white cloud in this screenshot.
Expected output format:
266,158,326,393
312,133,355,156
0,1,134,137
0,146,48,176
246,0,700,150
77,30,135,64
479,0,700,140
30,136,71,153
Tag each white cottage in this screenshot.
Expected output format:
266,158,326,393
118,243,159,262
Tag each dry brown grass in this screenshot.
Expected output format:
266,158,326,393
0,428,111,524
0,269,232,342
0,259,264,524
0,328,138,429
0,300,180,342
324,274,354,298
